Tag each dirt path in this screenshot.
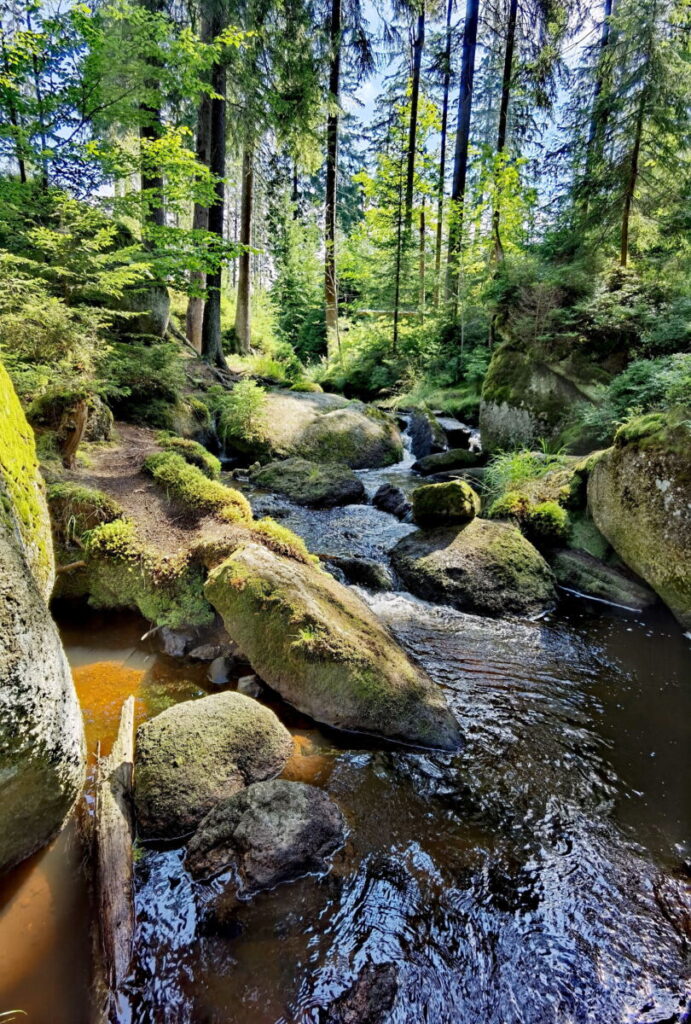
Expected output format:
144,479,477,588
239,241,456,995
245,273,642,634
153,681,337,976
69,423,217,557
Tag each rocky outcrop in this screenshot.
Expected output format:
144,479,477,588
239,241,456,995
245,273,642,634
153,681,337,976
0,361,85,873
412,449,483,475
120,284,171,338
407,409,447,458
236,391,403,469
412,479,481,527
205,542,461,750
372,484,412,521
587,410,691,628
251,457,365,508
392,518,556,618
550,548,658,611
134,692,293,838
185,779,346,894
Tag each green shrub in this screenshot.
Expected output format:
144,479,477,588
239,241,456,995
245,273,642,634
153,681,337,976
157,434,221,479
99,341,185,425
144,450,251,523
210,380,269,453
485,449,568,499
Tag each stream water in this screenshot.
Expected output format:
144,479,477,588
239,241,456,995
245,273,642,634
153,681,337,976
1,431,690,1024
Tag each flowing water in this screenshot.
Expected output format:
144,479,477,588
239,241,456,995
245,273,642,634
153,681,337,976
1,433,690,1024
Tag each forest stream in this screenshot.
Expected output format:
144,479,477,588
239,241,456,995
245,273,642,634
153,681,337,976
1,427,689,1024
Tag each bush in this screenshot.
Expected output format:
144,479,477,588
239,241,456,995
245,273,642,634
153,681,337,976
143,450,251,523
157,434,221,479
99,340,185,424
209,380,269,452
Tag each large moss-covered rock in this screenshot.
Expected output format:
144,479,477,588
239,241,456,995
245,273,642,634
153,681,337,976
205,542,461,750
185,779,346,894
550,548,658,611
0,362,85,873
233,392,403,469
391,518,556,618
587,409,691,627
480,343,602,452
412,448,482,475
134,692,293,838
412,479,481,527
251,457,365,508
0,361,55,597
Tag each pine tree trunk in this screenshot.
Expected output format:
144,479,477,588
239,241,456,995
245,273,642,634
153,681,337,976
419,200,426,320
186,14,212,352
393,161,405,353
139,0,165,229
233,144,254,354
446,0,480,304
325,0,342,357
491,0,518,263
433,0,453,307
201,17,227,368
1,31,27,183
587,0,615,153
620,92,645,268
404,6,426,237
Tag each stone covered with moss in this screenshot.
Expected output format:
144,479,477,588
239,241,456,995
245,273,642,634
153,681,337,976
412,448,482,475
391,518,556,618
205,542,461,750
588,407,691,627
144,450,251,523
251,457,365,508
0,360,55,597
488,492,570,546
550,548,657,611
157,434,221,479
134,691,293,839
412,479,481,527
48,481,124,544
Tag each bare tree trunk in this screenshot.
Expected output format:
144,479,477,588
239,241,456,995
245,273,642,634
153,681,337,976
57,399,88,469
491,0,518,263
620,91,645,268
1,29,27,183
95,697,135,1007
392,157,405,353
419,199,426,320
325,0,342,357
404,5,426,237
433,0,453,306
233,144,254,354
446,0,480,304
138,0,165,228
201,11,227,368
186,19,212,353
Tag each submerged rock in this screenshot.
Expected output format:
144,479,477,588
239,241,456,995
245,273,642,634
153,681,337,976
412,448,483,475
251,457,365,508
391,518,556,618
185,779,346,896
588,410,691,628
324,962,399,1024
134,692,293,839
205,542,461,750
0,361,85,873
550,548,658,611
412,479,481,527
372,483,412,521
321,554,394,591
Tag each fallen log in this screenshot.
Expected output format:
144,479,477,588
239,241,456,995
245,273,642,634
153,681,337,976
94,696,136,1013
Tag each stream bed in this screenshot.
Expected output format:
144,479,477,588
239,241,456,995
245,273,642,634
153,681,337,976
1,441,690,1024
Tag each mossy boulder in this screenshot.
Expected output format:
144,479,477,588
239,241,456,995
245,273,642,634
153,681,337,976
205,542,461,750
185,779,345,895
157,434,221,480
0,360,55,597
412,480,481,527
134,691,293,839
488,492,570,548
550,548,658,611
587,408,691,627
240,392,403,469
412,448,483,475
250,457,366,508
391,518,556,618
144,450,251,523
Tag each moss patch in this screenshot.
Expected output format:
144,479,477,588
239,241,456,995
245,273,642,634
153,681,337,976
47,481,125,545
250,457,365,508
412,479,481,527
157,434,221,479
144,451,251,523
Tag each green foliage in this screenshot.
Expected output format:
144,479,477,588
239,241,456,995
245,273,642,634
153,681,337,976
251,517,317,566
156,435,221,479
209,380,269,452
485,449,568,499
143,450,251,523
47,481,124,544
99,341,184,425
487,491,570,546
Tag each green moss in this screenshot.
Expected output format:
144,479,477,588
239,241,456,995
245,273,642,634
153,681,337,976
487,490,531,520
144,451,251,523
250,457,364,508
0,359,54,596
481,344,532,406
412,479,481,526
614,406,691,451
188,396,212,429
524,500,570,544
157,434,221,479
47,482,125,545
413,448,482,473
290,380,323,393
251,517,318,566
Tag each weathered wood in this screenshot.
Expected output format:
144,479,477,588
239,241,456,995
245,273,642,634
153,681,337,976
95,696,136,1006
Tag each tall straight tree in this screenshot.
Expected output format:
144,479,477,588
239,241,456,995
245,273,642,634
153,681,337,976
491,0,518,262
403,1,425,236
446,0,479,305
201,0,228,367
233,142,254,351
324,0,341,356
186,9,212,352
433,0,454,305
139,0,165,229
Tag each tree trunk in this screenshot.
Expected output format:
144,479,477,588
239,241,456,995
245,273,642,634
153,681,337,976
139,0,165,229
201,14,227,369
446,0,480,304
620,91,645,268
1,30,27,183
25,8,48,187
57,399,88,469
95,697,135,1006
587,0,615,152
419,199,426,320
392,157,405,353
233,144,254,354
491,0,518,263
404,5,426,237
433,0,453,307
186,18,212,353
325,0,342,357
